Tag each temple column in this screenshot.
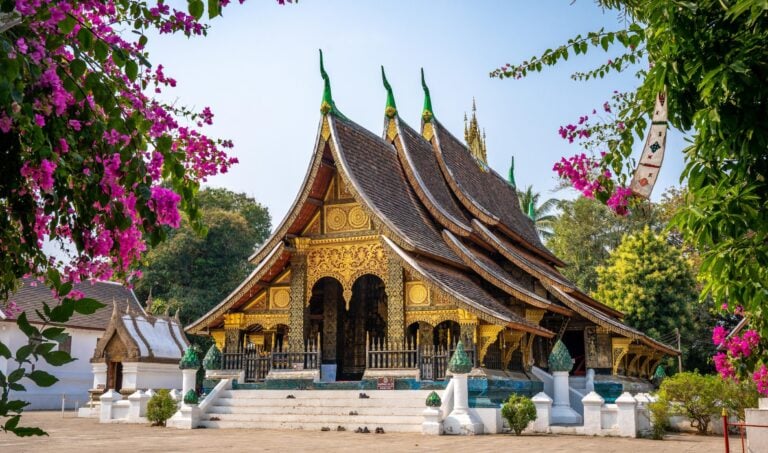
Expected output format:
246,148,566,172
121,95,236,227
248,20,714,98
322,279,339,362
288,240,309,352
223,313,244,353
385,258,405,344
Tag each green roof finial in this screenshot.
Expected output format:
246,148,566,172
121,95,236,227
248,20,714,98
508,156,516,187
381,66,397,119
527,199,536,221
548,340,573,372
319,49,343,117
448,340,473,374
421,68,434,123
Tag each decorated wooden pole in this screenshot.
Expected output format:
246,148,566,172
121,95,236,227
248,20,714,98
630,92,668,198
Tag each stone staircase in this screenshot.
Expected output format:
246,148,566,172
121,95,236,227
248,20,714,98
198,389,434,432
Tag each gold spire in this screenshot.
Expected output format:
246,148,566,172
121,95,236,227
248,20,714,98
464,98,487,164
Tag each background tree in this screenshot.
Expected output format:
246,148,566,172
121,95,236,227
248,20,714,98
546,196,657,293
493,0,768,388
594,227,696,341
517,185,558,241
135,188,271,326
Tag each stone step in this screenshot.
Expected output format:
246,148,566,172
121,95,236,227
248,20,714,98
214,397,427,409
198,419,423,433
201,412,423,424
208,405,424,417
220,390,432,399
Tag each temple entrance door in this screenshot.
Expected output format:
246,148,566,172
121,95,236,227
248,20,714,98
562,330,586,376
308,277,345,381
107,361,122,392
337,275,387,381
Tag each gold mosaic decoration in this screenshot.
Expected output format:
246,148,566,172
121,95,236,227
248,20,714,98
611,337,632,375
269,287,291,310
323,202,371,233
405,309,459,327
405,281,429,306
305,236,387,305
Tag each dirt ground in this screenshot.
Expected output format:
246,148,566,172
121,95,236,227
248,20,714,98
1,411,730,453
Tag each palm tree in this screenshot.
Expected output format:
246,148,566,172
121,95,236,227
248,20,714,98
517,185,558,241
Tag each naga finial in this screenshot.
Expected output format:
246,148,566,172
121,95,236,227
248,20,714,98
381,66,397,119
421,68,434,123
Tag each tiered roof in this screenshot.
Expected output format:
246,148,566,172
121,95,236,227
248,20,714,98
186,55,677,356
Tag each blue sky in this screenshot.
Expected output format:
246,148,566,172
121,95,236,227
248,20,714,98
147,1,686,224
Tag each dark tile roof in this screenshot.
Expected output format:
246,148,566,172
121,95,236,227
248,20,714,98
397,120,472,232
332,116,460,264
3,278,143,331
432,120,555,260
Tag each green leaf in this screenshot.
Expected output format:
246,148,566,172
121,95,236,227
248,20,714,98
43,350,75,366
74,298,105,315
94,40,109,62
8,368,25,383
15,345,33,362
208,0,221,18
49,299,75,323
58,17,77,34
16,313,39,338
125,59,138,82
42,327,66,340
27,370,58,387
189,0,204,20
4,415,20,431
9,383,26,392
77,28,94,51
0,341,10,359
6,399,29,412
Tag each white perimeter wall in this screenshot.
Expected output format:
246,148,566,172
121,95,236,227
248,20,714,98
1,322,101,410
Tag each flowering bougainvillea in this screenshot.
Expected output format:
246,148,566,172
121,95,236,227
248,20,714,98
0,0,291,436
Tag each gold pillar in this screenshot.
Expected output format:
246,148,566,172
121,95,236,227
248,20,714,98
288,240,309,352
385,257,405,344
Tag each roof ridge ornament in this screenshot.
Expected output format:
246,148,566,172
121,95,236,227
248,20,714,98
527,199,535,221
508,156,516,187
381,66,397,119
420,68,434,123
319,49,345,118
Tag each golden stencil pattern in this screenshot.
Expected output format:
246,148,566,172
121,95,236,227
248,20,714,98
306,239,387,303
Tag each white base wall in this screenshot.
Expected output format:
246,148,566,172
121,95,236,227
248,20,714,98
2,323,101,409
120,362,183,392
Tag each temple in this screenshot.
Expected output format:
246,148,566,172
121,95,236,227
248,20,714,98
185,54,677,392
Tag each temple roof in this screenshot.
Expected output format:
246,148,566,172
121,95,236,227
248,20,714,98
185,62,677,356
92,302,189,363
430,119,564,266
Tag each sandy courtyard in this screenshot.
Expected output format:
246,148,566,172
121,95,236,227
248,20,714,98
0,411,730,453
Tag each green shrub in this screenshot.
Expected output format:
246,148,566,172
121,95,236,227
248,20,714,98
647,399,669,440
652,371,759,436
500,394,537,435
146,389,178,427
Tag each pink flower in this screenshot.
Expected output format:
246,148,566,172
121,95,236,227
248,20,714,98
712,325,728,346
714,352,735,380
34,114,46,127
753,365,768,396
149,187,181,227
